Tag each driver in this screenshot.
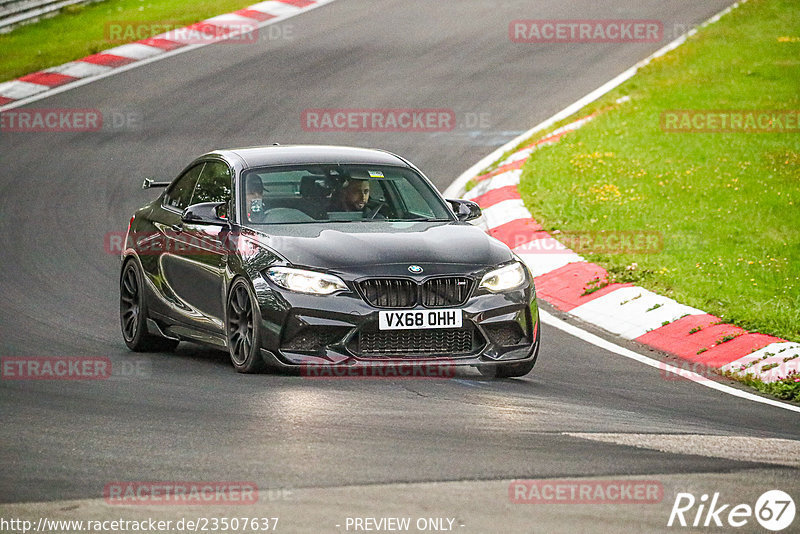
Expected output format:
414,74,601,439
335,178,371,212
245,174,265,222
330,169,384,217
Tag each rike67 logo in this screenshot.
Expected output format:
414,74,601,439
668,490,795,531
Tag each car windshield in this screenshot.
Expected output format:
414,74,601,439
240,164,454,224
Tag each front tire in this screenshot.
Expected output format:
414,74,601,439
120,259,179,352
226,278,266,373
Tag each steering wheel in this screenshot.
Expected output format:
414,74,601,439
366,202,386,219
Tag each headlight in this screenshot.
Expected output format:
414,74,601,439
479,262,527,293
265,267,347,295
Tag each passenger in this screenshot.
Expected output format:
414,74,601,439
245,174,265,222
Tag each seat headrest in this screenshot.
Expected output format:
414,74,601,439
300,175,331,198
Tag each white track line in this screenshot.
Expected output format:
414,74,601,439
539,309,800,414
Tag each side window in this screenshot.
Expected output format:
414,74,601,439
191,161,232,218
191,162,232,203
163,163,204,211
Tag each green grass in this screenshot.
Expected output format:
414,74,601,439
0,0,261,83
512,0,800,342
722,371,800,403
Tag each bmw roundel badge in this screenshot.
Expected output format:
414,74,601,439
408,265,423,274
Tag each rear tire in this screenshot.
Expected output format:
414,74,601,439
225,278,266,373
120,259,179,352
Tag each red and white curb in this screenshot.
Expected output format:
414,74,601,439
456,114,798,385
0,0,334,110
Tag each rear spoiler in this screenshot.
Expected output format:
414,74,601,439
142,178,171,189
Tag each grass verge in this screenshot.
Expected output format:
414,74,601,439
0,0,261,83
512,0,799,342
721,371,800,403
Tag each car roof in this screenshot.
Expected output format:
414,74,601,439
207,145,410,170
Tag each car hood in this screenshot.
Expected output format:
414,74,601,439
242,221,513,270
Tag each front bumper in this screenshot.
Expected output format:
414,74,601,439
252,272,539,369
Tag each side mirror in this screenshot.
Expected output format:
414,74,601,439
447,199,482,222
182,202,228,226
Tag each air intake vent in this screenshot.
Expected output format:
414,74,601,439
358,329,475,356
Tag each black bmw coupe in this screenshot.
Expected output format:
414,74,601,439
120,145,540,377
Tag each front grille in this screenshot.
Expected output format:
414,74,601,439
358,329,475,356
358,277,473,308
422,277,472,307
358,279,417,308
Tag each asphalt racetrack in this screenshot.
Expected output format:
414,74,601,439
1,1,798,532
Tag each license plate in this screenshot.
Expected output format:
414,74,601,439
378,309,463,330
